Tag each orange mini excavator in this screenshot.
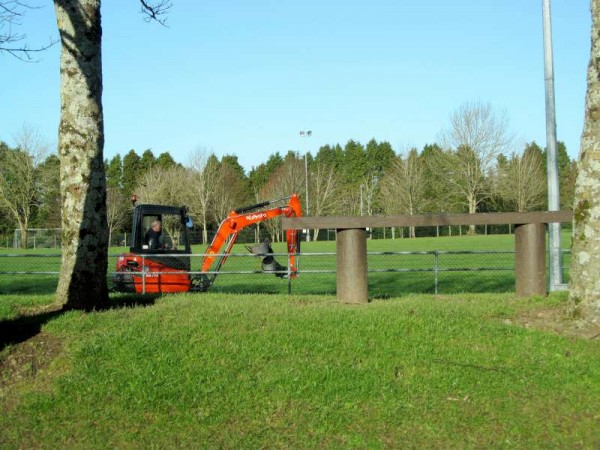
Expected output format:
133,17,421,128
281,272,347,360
113,194,302,294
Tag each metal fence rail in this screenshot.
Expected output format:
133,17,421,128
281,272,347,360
0,250,571,296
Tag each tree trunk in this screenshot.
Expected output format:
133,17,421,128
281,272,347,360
568,0,600,322
54,0,109,310
468,194,477,235
19,223,28,249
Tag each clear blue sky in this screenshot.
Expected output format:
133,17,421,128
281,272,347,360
0,0,592,172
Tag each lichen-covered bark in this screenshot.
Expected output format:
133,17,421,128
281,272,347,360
54,0,109,310
568,0,600,322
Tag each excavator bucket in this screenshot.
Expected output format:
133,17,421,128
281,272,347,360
246,239,288,278
246,240,272,256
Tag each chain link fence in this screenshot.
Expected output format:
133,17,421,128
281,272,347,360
0,250,571,297
5,224,553,250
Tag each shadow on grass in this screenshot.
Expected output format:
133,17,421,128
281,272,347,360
0,294,158,352
0,276,59,295
0,309,65,352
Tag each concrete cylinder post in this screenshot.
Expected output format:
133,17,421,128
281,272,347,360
336,228,368,303
515,223,547,297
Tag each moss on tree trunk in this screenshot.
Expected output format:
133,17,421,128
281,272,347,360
568,0,600,322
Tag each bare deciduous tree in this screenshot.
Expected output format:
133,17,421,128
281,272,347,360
359,176,377,216
259,155,304,242
434,101,512,233
0,1,57,60
308,160,338,240
569,0,600,323
135,165,191,206
188,149,220,244
135,164,191,243
494,148,546,212
380,149,428,238
106,188,128,247
0,125,50,248
211,163,249,232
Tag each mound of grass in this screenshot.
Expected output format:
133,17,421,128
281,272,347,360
1,291,599,448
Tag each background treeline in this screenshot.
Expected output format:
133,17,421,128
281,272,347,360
0,131,576,247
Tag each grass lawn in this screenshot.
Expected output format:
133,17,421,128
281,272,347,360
1,291,599,448
0,231,573,296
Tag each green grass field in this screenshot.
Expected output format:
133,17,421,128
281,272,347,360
1,291,599,448
2,231,597,447
0,232,573,296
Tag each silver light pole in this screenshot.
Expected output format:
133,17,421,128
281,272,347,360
299,130,312,242
542,0,564,291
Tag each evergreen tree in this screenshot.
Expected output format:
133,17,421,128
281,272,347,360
139,149,156,172
105,154,123,190
365,139,395,180
534,140,576,210
221,154,246,178
341,140,367,187
248,152,284,193
156,152,178,169
219,154,251,206
122,150,141,198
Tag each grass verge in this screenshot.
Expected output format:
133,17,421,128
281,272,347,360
1,291,599,448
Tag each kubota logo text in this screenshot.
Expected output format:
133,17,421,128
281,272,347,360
246,213,267,221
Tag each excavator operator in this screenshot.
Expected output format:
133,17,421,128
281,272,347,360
144,219,162,250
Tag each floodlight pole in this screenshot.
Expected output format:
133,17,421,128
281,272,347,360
300,130,312,242
542,0,563,291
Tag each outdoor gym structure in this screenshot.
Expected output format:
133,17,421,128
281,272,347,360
283,211,573,303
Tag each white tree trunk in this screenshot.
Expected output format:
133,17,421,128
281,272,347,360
569,0,600,322
54,0,109,309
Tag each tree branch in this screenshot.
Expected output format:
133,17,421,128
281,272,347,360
139,0,172,26
0,1,58,61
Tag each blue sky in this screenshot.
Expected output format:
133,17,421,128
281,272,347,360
0,1,592,172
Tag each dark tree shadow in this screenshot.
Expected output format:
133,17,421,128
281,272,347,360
0,308,64,352
0,294,158,352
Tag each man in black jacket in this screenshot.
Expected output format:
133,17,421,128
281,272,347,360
144,219,162,250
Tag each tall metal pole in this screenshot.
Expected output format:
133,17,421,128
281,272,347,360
299,130,311,242
542,0,563,290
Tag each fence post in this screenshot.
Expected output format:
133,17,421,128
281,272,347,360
287,252,292,295
434,251,439,294
515,223,547,297
336,228,368,304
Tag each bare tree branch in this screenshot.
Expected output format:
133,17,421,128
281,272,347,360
139,0,172,26
0,1,58,61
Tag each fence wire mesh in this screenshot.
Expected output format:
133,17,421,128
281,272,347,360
0,250,571,297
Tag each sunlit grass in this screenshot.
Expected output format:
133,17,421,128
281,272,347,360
1,291,599,448
0,231,573,296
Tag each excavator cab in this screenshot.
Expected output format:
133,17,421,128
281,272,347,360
113,204,194,293
129,204,192,255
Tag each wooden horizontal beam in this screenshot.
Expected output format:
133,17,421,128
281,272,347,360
282,211,573,230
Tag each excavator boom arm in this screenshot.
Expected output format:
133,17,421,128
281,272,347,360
201,194,302,273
